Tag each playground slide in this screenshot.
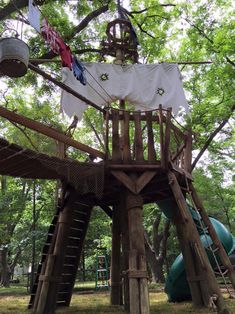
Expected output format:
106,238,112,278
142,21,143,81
156,199,235,302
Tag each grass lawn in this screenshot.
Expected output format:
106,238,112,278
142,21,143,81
0,285,235,313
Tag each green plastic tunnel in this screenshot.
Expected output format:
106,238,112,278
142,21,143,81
156,198,235,302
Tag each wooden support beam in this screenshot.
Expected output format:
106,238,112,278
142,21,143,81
170,162,193,181
104,109,110,159
120,193,130,310
111,170,136,194
168,171,228,313
123,111,131,161
158,105,165,168
126,189,149,314
0,106,104,159
135,171,156,194
98,203,113,218
28,63,105,114
189,183,235,290
34,187,77,314
164,108,172,169
146,111,156,162
184,129,192,173
133,112,144,161
110,203,122,305
112,109,121,161
111,170,156,194
171,142,186,162
107,163,161,171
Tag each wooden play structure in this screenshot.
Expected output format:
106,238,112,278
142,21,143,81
0,8,235,314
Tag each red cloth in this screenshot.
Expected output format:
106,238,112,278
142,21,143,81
41,19,72,69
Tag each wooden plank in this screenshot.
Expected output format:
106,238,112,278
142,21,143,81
183,129,192,173
129,250,140,314
110,204,122,305
133,112,144,161
107,163,161,171
112,109,121,161
36,255,56,313
104,109,110,159
158,105,165,168
0,106,104,159
170,121,185,139
164,108,172,169
120,193,130,310
139,254,150,314
123,111,131,161
108,111,185,138
146,111,156,162
170,162,193,181
63,202,93,306
126,190,149,314
97,203,113,218
168,171,228,312
135,171,156,194
189,183,235,290
111,171,136,194
171,142,186,161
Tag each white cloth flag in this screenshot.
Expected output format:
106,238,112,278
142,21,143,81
61,62,189,118
28,0,41,33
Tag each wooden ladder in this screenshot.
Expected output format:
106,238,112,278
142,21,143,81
29,188,93,312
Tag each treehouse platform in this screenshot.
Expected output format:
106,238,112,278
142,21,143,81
0,105,234,314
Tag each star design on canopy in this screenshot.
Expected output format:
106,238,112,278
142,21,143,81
100,73,109,81
156,87,165,96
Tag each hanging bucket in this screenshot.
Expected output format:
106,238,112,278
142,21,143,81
0,38,29,77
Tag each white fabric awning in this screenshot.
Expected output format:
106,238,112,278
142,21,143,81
61,62,189,118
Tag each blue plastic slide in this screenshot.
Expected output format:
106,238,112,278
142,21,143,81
156,199,235,302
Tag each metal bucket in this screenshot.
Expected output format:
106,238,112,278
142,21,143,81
0,37,29,77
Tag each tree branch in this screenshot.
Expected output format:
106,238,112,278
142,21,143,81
136,22,155,39
10,121,39,151
185,18,235,68
38,4,109,60
0,0,46,21
192,105,235,170
83,112,105,151
129,3,176,15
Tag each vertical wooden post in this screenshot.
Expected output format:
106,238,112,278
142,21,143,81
189,183,235,290
112,109,121,161
168,171,228,313
126,187,149,314
146,111,156,162
120,193,130,311
133,112,144,161
110,203,122,305
164,108,172,169
184,129,192,172
104,109,110,160
158,105,165,168
34,187,77,314
123,111,131,161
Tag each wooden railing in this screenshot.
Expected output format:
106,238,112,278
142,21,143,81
104,106,192,172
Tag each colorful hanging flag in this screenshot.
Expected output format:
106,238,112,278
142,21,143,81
72,56,87,85
28,0,41,33
41,18,73,69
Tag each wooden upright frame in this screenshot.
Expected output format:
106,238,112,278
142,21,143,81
0,105,234,314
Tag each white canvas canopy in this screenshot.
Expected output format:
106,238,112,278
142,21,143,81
61,62,189,118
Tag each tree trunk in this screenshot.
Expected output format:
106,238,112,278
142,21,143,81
0,247,11,287
144,213,170,283
144,238,165,283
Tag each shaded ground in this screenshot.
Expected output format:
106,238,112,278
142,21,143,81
0,285,235,313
